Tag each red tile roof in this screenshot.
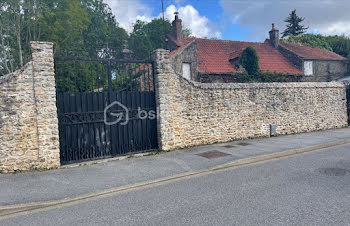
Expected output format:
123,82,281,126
178,37,302,74
169,41,192,57
279,42,347,61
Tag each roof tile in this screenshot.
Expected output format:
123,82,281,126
189,38,302,74
280,42,347,60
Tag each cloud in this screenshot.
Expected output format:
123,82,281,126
163,5,221,38
103,0,153,33
220,0,350,41
104,0,221,38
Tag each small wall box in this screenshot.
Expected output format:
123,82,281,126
270,124,277,137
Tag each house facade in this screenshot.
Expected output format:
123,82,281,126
166,14,348,83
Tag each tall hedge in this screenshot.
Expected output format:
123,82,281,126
240,46,260,75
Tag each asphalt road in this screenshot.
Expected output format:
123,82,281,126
1,143,350,225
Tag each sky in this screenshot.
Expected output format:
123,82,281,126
104,0,350,41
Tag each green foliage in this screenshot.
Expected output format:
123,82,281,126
40,0,90,49
128,18,191,60
240,46,260,75
0,0,129,77
182,28,192,37
0,0,38,74
284,34,332,51
326,35,350,58
54,61,107,93
112,72,140,92
282,10,308,38
81,0,128,56
129,18,172,60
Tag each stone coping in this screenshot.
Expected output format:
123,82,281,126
0,62,33,85
173,71,345,90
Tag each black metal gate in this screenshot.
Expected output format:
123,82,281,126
346,85,350,125
54,48,158,164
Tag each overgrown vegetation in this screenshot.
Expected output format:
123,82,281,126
240,46,260,75
237,46,301,82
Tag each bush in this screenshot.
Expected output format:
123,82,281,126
240,46,260,75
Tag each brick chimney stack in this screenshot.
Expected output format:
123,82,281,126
269,23,280,48
172,12,184,45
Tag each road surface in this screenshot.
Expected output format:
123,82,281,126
1,143,349,225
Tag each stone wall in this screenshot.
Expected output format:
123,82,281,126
153,49,348,151
303,60,348,82
0,42,59,173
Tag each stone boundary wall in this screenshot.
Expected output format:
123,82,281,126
0,42,59,173
152,49,348,151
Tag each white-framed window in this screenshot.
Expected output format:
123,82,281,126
182,63,191,80
304,61,313,76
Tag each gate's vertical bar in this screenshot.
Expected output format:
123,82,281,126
63,94,71,163
80,93,88,160
152,62,156,92
108,61,112,93
107,60,116,156
346,85,350,125
116,92,123,155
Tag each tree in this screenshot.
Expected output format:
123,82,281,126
240,46,260,75
40,0,91,50
81,0,128,57
129,18,192,60
281,9,308,38
0,0,24,74
182,28,192,37
0,1,16,74
129,19,172,60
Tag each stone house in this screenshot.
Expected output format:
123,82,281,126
167,14,348,83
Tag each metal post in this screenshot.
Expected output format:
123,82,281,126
161,0,166,49
107,61,112,93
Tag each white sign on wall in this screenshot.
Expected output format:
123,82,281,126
182,63,191,80
304,61,313,76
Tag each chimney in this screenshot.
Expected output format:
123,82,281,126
269,23,279,48
172,12,184,45
121,41,132,59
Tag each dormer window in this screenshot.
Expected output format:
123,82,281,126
229,57,246,73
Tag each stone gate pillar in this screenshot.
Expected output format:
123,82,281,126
31,41,60,169
152,49,176,151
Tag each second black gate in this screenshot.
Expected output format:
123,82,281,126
54,48,158,164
